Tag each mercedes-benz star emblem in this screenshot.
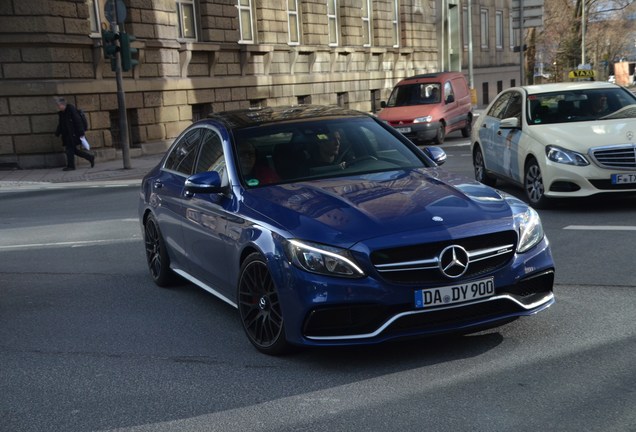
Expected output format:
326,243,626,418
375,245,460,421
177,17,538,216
438,245,469,278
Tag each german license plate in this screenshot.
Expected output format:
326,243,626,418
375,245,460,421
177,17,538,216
414,277,494,308
395,127,411,134
611,173,636,184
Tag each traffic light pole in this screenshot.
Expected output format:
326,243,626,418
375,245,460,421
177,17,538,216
111,1,131,169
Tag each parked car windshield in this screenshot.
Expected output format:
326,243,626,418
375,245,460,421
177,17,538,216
527,88,636,125
232,117,429,186
386,83,442,107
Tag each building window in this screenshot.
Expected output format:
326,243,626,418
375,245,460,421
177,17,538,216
177,1,197,39
462,6,468,50
88,0,102,35
495,10,503,49
362,0,372,47
192,103,213,122
288,0,300,45
391,0,399,48
480,8,489,49
327,0,338,46
509,12,518,49
237,0,254,43
298,95,312,104
250,99,267,108
370,89,381,113
337,92,349,108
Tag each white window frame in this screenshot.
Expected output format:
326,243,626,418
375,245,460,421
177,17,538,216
362,0,372,47
480,8,489,49
495,10,503,49
237,0,255,44
509,11,518,49
88,0,102,35
327,0,339,47
462,6,468,50
392,0,399,48
177,1,197,40
287,0,300,45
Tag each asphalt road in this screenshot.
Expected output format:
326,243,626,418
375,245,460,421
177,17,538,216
1,146,635,431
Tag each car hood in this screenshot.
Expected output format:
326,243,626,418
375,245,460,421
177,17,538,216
528,119,636,150
242,169,515,248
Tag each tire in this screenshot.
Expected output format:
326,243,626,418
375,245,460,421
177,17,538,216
473,146,497,187
524,157,550,209
143,213,176,287
461,115,473,138
433,123,446,144
238,253,291,355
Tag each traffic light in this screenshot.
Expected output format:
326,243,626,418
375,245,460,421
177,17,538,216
101,30,120,71
119,32,139,72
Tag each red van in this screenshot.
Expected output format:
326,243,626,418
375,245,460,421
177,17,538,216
378,71,473,144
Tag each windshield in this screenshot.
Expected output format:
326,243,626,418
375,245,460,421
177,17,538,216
527,88,636,125
232,117,429,187
386,83,442,107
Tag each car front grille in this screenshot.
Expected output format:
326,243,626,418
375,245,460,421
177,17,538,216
370,231,517,285
590,144,636,169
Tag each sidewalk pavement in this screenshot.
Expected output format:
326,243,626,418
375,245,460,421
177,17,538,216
0,153,163,191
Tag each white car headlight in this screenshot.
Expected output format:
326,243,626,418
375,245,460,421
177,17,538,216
285,239,365,278
546,145,589,166
504,196,545,253
413,115,433,123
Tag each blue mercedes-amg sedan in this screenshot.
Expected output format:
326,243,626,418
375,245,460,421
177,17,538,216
138,105,555,355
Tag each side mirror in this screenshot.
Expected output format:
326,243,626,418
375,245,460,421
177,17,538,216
380,101,387,108
500,117,520,129
423,146,447,165
446,94,455,104
184,171,224,194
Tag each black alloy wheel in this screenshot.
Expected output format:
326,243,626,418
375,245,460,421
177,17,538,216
434,123,446,144
238,253,290,355
473,146,497,187
461,116,473,137
144,214,175,287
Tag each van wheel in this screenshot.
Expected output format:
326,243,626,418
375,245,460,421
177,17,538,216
434,124,445,144
461,116,473,137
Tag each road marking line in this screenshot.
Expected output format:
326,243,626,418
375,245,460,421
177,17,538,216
564,225,636,231
0,238,140,251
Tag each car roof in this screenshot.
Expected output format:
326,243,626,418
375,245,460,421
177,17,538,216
397,71,464,85
206,105,370,129
513,81,620,95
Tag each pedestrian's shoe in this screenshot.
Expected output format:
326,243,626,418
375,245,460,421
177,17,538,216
63,167,75,171
90,156,95,168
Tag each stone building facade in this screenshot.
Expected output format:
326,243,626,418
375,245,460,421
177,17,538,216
0,0,522,168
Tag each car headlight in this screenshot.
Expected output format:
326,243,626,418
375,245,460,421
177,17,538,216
284,239,365,278
504,196,545,253
546,145,589,166
413,115,433,123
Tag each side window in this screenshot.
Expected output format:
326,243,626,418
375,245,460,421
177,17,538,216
444,81,454,103
503,92,522,121
164,128,202,175
195,128,227,185
487,93,512,119
194,129,224,174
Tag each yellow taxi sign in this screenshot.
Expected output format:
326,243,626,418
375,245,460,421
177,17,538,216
568,69,596,79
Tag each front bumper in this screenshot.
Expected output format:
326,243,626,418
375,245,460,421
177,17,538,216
273,236,555,347
392,121,441,142
543,159,636,198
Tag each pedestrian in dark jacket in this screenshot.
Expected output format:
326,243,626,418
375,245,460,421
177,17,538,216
54,97,95,171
